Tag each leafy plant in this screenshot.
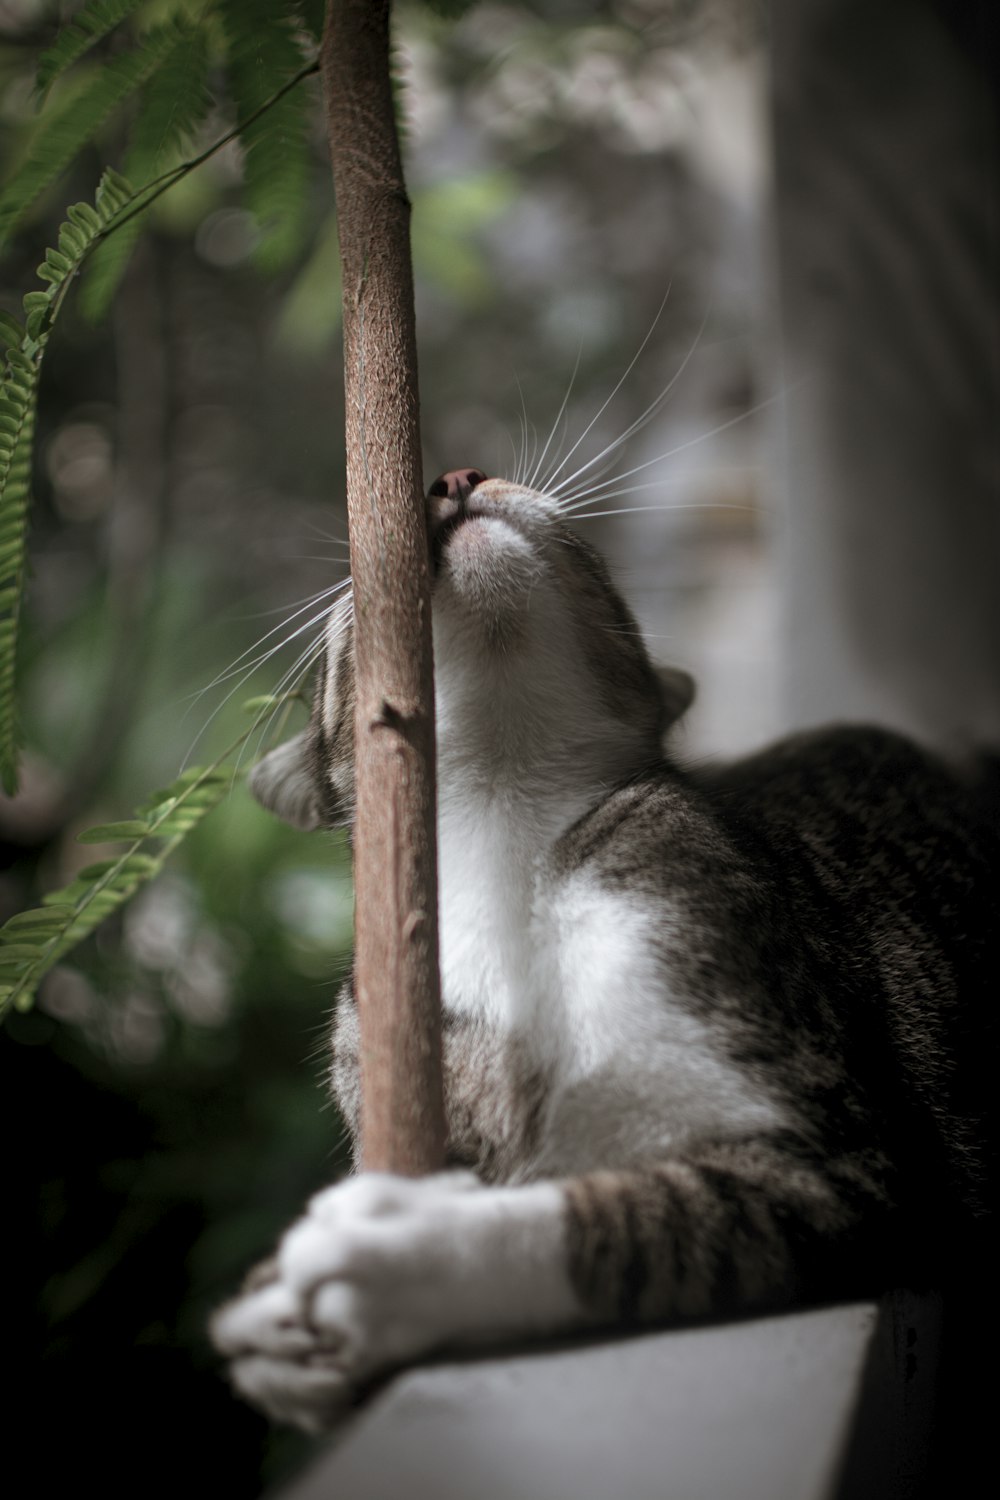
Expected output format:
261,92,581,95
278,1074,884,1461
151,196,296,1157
1,168,134,795
0,0,502,1025
0,692,307,1023
0,0,328,1018
34,1,149,101
2,758,233,1020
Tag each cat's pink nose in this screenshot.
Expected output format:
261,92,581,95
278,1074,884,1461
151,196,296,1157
428,468,487,504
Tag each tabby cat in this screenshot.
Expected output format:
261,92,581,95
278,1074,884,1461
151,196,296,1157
212,468,994,1433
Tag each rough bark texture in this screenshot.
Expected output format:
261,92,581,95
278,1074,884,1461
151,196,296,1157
320,0,445,1174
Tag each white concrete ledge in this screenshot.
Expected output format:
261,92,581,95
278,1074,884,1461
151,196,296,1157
275,1294,941,1500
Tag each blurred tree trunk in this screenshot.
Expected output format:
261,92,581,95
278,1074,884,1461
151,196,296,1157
771,0,1000,750
770,13,997,1487
320,0,445,1174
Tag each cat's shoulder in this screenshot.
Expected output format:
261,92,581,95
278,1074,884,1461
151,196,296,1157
551,758,753,904
553,722,997,894
551,723,934,863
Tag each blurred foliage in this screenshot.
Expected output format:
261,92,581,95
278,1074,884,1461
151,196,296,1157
0,0,768,1493
1,169,156,796
1,1,325,798
1,697,314,1020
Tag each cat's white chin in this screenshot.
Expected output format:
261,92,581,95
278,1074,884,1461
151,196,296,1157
436,517,543,636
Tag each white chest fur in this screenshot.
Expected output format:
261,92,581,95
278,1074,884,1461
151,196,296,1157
437,799,788,1178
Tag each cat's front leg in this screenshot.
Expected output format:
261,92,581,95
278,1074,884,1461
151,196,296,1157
213,1134,895,1432
211,1171,584,1432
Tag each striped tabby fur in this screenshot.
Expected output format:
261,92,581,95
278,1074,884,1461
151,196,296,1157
213,472,995,1431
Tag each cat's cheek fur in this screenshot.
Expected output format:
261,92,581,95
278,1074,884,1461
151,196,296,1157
214,1172,582,1432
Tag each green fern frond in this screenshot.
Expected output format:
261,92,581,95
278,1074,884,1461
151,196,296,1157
127,24,214,178
0,171,131,792
0,314,22,348
35,0,148,99
80,23,214,322
220,0,313,272
0,767,235,1021
0,336,40,796
0,696,305,1021
0,22,185,249
0,44,321,771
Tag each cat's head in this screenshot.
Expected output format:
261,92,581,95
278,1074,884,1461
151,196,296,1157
251,469,694,831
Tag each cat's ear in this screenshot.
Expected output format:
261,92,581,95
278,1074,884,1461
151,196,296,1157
656,665,696,725
249,731,322,831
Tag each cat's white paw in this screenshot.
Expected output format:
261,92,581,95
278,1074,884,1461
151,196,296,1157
212,1265,355,1432
212,1170,578,1431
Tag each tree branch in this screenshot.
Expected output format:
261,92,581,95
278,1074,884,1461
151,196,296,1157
320,0,445,1175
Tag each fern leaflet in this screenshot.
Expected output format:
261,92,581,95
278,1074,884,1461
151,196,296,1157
0,170,134,793
35,0,148,98
0,21,188,249
220,0,313,272
0,58,319,789
0,336,35,793
81,24,214,321
0,696,303,1022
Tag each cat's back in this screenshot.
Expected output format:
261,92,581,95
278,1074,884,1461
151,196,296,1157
694,724,998,988
697,724,996,1220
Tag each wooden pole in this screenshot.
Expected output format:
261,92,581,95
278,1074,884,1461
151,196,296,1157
320,0,445,1175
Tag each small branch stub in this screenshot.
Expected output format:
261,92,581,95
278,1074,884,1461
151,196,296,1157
321,0,445,1175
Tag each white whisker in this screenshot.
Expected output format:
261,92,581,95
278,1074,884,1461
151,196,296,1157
181,586,354,769
512,371,532,488
235,637,330,777
559,396,776,514
540,291,671,496
230,592,355,774
500,424,519,483
529,342,583,491
298,519,350,547
568,501,757,523
237,576,351,619
181,613,331,763
189,579,353,703
549,301,712,502
562,466,756,511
